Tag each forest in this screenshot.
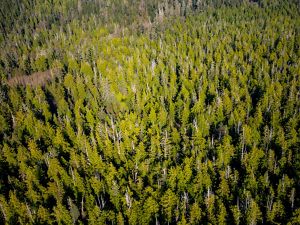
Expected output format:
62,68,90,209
0,0,299,224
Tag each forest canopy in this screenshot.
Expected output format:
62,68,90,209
0,0,299,224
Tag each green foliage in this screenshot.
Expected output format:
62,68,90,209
0,0,299,224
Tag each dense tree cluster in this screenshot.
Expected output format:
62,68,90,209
0,0,299,224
